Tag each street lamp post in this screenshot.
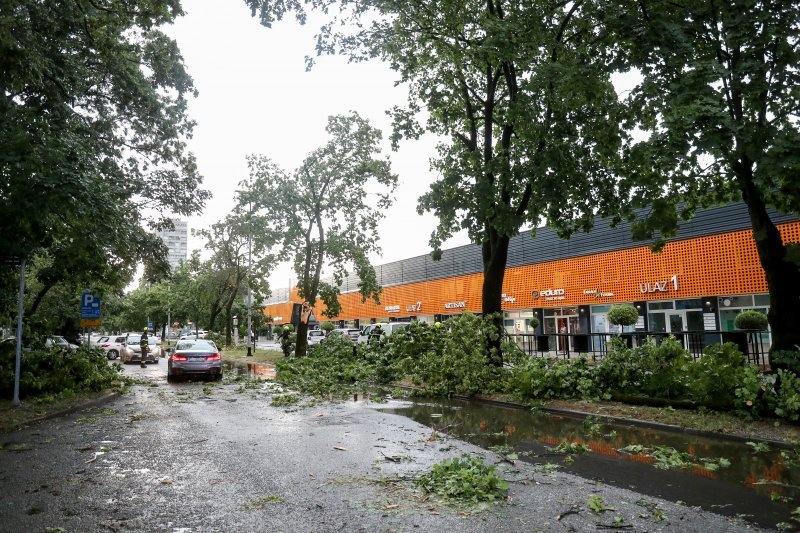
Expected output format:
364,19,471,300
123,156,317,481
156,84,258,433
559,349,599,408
246,181,254,357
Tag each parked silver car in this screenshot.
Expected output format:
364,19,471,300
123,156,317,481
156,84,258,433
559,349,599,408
326,328,360,342
307,329,326,345
120,334,160,364
46,336,78,351
97,335,126,360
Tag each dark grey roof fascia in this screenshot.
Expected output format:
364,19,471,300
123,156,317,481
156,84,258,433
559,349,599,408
266,202,798,300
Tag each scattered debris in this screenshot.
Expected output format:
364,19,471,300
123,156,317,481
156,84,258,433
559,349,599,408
243,495,284,509
557,504,581,521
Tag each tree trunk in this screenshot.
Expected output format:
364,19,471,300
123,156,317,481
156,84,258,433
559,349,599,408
737,164,800,363
295,318,309,358
481,228,510,366
207,297,222,333
224,286,239,347
29,281,57,315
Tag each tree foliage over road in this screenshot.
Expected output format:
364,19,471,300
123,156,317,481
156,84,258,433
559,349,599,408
0,0,210,331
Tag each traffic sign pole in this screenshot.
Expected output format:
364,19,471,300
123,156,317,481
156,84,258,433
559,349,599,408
12,260,26,407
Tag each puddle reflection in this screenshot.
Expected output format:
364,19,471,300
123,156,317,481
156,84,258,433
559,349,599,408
381,397,800,529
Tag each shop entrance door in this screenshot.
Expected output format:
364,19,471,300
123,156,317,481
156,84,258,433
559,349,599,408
544,313,579,353
667,313,684,333
662,311,704,351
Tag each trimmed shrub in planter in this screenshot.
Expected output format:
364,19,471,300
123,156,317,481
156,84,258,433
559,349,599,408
607,305,639,327
528,317,540,330
734,310,768,330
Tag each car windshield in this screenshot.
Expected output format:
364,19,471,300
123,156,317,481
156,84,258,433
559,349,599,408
127,335,141,344
148,337,158,345
310,331,324,336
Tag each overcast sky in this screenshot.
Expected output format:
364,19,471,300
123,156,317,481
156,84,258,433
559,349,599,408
165,0,470,291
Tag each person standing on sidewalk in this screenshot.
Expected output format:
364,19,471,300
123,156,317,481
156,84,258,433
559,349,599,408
139,327,150,369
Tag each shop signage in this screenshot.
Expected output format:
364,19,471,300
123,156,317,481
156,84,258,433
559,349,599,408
405,302,422,312
444,301,467,309
385,305,400,313
273,316,283,322
531,288,565,301
501,293,516,304
583,289,614,298
531,288,565,300
639,275,679,294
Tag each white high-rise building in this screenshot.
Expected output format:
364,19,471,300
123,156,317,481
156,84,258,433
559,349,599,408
157,219,188,272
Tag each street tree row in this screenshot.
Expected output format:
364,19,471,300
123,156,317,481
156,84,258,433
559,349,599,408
244,0,800,361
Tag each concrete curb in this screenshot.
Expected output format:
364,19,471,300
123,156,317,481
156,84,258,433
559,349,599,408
390,385,797,449
7,390,120,432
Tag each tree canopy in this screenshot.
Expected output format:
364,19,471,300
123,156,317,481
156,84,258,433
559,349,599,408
0,0,211,332
608,0,800,354
240,112,396,356
245,0,628,362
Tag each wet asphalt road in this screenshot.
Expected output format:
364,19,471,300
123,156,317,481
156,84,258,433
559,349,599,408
0,361,769,532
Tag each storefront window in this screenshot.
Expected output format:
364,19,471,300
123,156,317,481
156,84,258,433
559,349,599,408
720,308,770,332
720,295,753,308
649,313,667,333
754,294,771,306
648,301,674,310
675,299,703,310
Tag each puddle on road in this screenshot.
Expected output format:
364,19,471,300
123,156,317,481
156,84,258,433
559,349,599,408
225,361,276,380
380,397,800,529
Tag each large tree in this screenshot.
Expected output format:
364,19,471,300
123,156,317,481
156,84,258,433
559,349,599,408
241,113,396,357
608,1,800,356
196,212,274,346
246,0,627,362
0,1,210,289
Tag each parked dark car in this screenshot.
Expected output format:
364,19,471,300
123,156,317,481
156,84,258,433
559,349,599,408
167,340,222,382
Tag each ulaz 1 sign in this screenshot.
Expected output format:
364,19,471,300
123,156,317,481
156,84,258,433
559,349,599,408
639,275,679,294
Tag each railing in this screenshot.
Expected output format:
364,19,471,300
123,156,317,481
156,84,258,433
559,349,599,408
506,330,770,367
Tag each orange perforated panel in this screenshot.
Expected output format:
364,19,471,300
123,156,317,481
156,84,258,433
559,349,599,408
261,222,799,321
264,302,295,325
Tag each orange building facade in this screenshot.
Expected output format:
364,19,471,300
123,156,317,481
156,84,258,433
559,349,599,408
262,205,798,343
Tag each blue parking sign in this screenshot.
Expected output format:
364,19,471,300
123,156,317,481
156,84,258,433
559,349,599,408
80,291,101,319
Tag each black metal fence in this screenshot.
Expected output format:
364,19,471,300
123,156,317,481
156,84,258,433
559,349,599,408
506,330,770,367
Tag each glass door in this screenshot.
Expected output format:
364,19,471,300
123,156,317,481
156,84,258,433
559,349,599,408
667,313,684,333
667,312,686,349
557,317,569,353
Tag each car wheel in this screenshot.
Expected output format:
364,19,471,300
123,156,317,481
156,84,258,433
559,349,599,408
107,349,118,360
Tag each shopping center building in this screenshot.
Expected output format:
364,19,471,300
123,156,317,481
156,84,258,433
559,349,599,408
262,202,799,350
